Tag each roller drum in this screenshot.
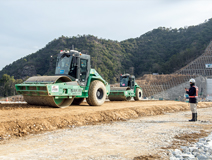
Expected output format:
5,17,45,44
24,96,74,108
24,76,71,84
108,87,132,101
110,87,130,91
23,76,74,108
108,95,128,101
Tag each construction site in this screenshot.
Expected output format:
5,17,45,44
1,41,212,159
137,41,212,101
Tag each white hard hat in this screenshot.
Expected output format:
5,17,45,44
189,78,195,83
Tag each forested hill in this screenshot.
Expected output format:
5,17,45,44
121,18,212,75
1,18,212,83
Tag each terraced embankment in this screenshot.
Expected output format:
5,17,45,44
0,101,212,142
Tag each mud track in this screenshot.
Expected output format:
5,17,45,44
0,101,211,142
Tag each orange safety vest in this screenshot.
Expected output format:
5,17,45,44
189,86,198,98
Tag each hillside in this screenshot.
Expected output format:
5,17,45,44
121,18,212,75
0,36,130,83
0,18,212,83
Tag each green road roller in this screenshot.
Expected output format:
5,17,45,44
15,50,110,108
108,74,143,101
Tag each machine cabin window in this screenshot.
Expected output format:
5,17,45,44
55,55,71,75
120,76,129,87
69,57,77,78
80,59,88,82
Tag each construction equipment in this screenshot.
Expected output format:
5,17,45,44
108,74,142,101
15,50,110,108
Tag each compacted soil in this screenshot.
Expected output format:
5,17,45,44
0,101,212,159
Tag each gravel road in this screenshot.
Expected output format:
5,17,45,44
0,107,212,160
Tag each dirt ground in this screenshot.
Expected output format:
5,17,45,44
0,101,212,159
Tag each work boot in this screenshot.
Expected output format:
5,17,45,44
189,113,195,122
194,113,197,121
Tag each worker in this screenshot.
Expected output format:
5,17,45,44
185,78,198,122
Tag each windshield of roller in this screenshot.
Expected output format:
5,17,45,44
55,55,72,75
120,76,129,87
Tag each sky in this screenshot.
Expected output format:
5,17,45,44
0,0,212,70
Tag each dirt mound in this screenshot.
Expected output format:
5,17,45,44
0,101,211,142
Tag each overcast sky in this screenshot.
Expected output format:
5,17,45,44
0,0,212,70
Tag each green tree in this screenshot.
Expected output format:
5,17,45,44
0,74,23,97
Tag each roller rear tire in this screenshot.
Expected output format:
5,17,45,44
87,80,106,106
134,88,143,101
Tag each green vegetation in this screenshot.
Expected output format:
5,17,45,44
121,19,212,74
0,74,23,97
0,18,212,97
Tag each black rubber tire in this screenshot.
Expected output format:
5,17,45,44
126,96,132,101
87,80,106,106
86,98,91,105
134,88,143,101
72,98,84,105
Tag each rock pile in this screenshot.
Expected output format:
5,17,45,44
170,133,212,159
